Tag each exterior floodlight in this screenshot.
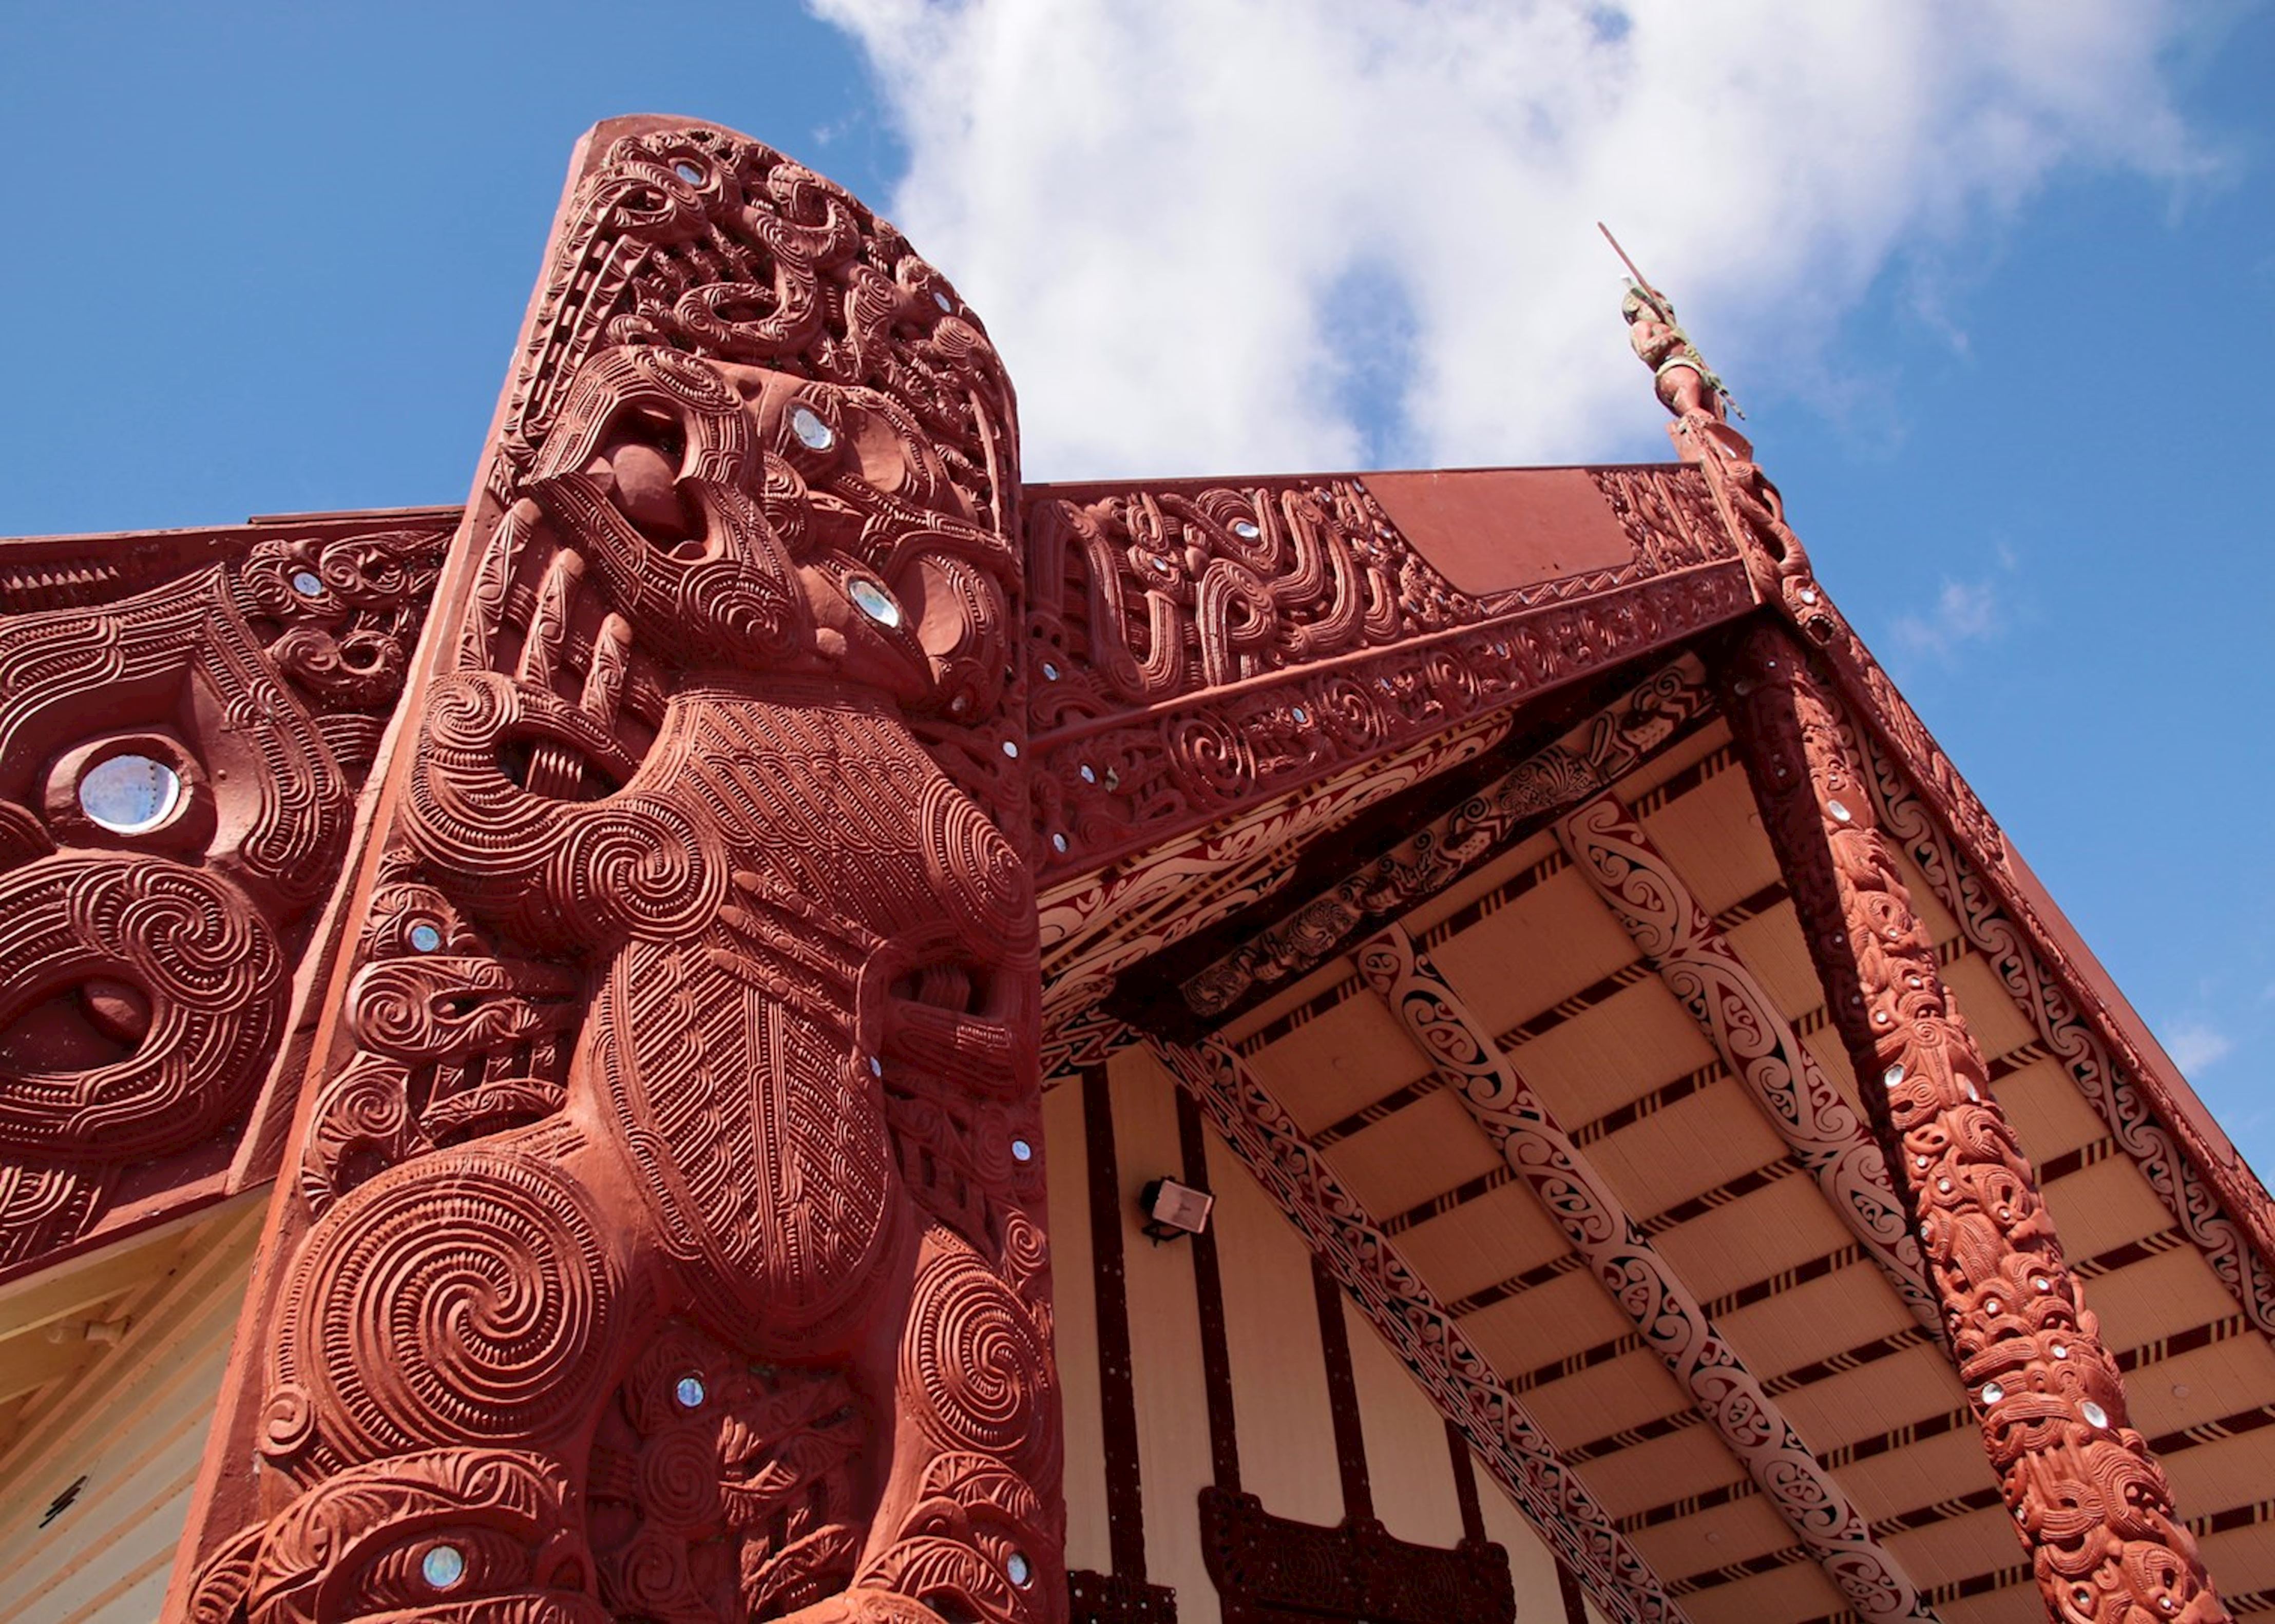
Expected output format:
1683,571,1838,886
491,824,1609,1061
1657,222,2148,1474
1139,1177,1214,1242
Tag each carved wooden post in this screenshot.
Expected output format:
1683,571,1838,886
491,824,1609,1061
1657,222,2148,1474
1724,622,2228,1624
166,121,1061,1624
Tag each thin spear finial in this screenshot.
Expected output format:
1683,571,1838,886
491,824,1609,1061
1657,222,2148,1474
1598,223,1743,424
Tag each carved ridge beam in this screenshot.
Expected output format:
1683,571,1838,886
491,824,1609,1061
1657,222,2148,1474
1038,716,1511,1067
1554,790,1939,1335
1230,739,1744,1055
1725,624,2228,1623
1355,925,1937,1622
1145,1035,1688,1624
1178,655,1718,1022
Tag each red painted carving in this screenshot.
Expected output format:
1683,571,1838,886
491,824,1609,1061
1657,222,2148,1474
1551,790,1940,1335
1355,924,1934,1623
1149,1037,1684,1624
1858,726,2275,1341
1179,655,1714,1020
1026,470,1749,881
1197,1486,1514,1624
174,121,1062,1624
1725,625,2228,1624
0,519,446,1272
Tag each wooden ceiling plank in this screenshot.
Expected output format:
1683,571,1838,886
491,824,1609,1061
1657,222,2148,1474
1555,790,1942,1337
1149,1035,1691,1624
1726,624,2231,1621
1358,924,1941,1623
1224,691,1749,1059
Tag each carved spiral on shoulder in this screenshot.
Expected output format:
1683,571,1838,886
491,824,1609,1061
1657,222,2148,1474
267,1148,621,1468
902,1245,1053,1471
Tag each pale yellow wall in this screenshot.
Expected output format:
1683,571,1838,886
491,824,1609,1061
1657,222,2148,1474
0,1197,263,1623
1042,1078,1110,1579
1106,1049,1221,1622
1045,1048,1584,1624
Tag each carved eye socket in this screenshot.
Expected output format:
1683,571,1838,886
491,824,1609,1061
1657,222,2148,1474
78,755,184,835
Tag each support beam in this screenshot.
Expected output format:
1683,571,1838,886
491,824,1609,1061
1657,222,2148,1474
1146,1036,1686,1624
1724,622,2229,1624
1554,790,1939,1335
1356,924,1936,1622
1179,655,1715,1021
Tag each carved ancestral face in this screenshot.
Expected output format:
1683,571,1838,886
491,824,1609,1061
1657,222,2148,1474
529,345,1015,719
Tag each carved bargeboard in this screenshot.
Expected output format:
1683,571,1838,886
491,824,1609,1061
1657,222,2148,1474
174,120,1063,1624
0,518,446,1270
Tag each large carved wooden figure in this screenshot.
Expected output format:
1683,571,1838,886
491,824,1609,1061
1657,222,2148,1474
175,122,1062,1624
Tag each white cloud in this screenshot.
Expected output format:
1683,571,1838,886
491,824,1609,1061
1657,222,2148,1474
2164,1021,2234,1076
810,0,2201,482
1892,577,2003,660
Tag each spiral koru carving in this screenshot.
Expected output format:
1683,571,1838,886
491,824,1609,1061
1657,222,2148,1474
183,118,1057,1624
903,1244,1054,1471
265,1149,620,1475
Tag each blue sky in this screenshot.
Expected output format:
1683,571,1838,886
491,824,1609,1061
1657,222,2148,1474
4,3,2269,1169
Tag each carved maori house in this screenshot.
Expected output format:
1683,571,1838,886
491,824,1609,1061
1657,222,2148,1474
0,118,2266,1624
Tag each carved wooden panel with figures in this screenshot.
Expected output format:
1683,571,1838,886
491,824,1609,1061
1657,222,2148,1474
168,119,1063,1624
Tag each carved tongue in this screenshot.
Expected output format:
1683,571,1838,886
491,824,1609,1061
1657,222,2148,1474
609,441,686,538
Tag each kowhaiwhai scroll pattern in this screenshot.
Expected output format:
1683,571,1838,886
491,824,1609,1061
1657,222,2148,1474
1147,1036,1685,1624
1552,790,1940,1336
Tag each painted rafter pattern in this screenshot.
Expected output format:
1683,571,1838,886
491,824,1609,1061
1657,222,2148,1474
1179,655,1715,1020
1145,1035,1686,1624
1688,426,2275,1295
1725,623,2228,1624
1355,923,1937,1622
1552,790,1940,1335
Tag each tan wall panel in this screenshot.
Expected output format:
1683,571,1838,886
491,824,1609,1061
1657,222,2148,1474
0,1197,263,1623
1042,1078,1111,1579
1109,1049,1221,1622
1341,1294,1463,1546
1473,1457,1591,1623
1202,1120,1344,1533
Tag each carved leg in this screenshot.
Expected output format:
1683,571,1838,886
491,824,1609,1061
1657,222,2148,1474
797,1221,1060,1624
1725,623,2228,1624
